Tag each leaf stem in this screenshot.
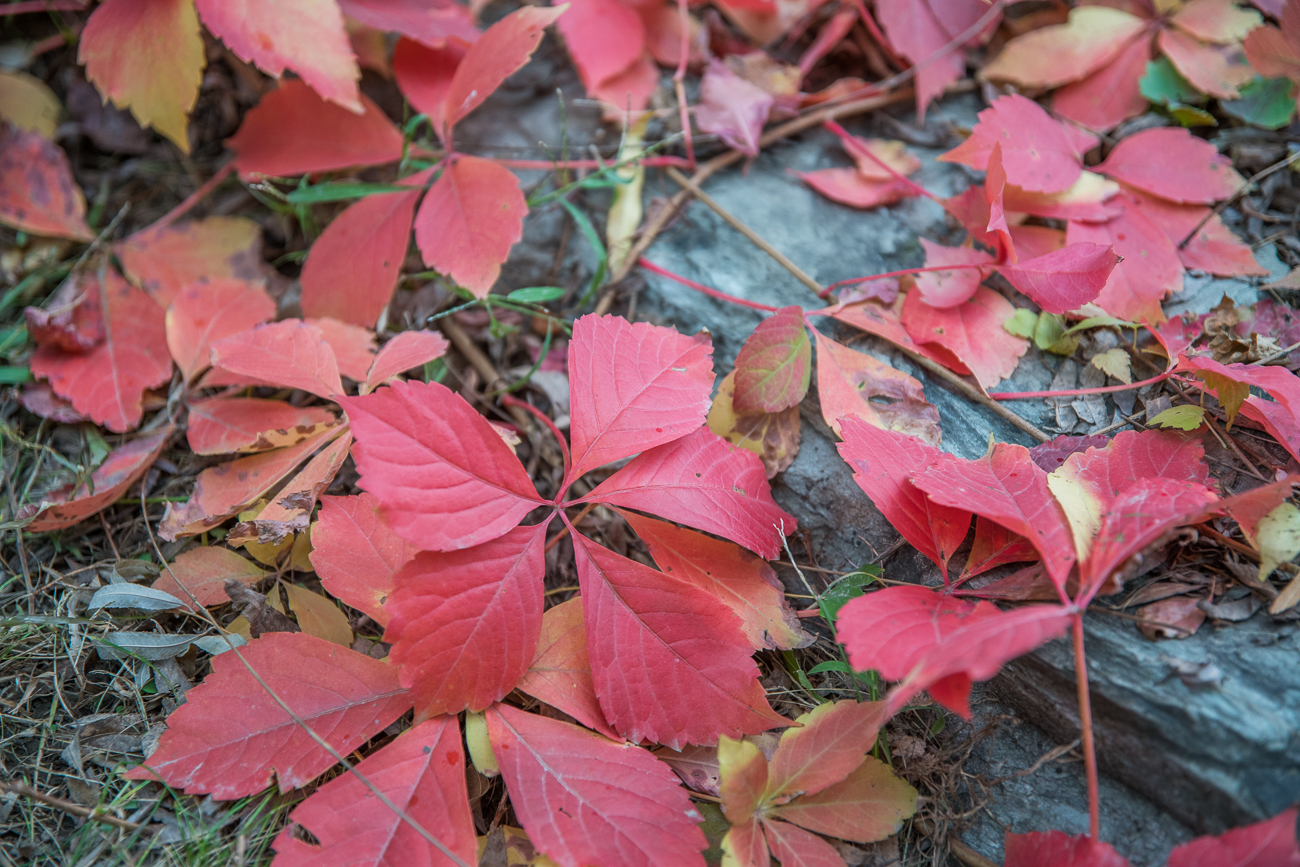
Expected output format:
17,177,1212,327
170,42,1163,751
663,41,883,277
500,394,571,478
1072,613,1101,839
822,119,940,204
988,371,1172,400
637,258,782,313
815,262,995,300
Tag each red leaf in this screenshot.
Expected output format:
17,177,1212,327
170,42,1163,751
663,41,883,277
25,274,104,352
1066,200,1181,323
195,0,360,112
337,0,480,48
307,317,378,382
940,94,1094,194
875,0,994,118
116,216,266,306
570,531,787,748
364,330,450,394
18,383,86,424
995,243,1119,315
150,546,266,610
586,52,659,113
619,510,810,650
20,428,170,533
515,597,620,740
813,330,942,445
566,313,715,483
1124,189,1267,277
393,37,467,130
227,80,402,177
210,319,344,400
125,632,411,798
1097,127,1244,204
1028,434,1112,473
960,517,1039,580
765,700,887,801
440,6,565,140
913,443,1077,590
836,417,971,574
836,585,1072,717
385,522,547,716
985,143,1014,258
79,0,203,151
184,396,337,456
1004,830,1132,867
732,306,811,413
340,379,544,551
554,0,647,96
913,239,995,309
1051,27,1153,133
299,175,427,328
413,155,525,297
311,493,415,627
719,736,768,821
0,124,92,241
1217,477,1299,549
761,820,843,867
486,704,707,867
165,279,275,382
766,756,918,843
795,168,917,209
902,287,1029,390
1167,807,1300,867
31,270,172,433
830,298,957,368
723,820,771,867
272,716,477,867
694,60,773,157
233,433,352,544
584,427,794,559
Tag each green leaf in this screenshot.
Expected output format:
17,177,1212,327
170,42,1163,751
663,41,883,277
285,181,414,204
808,660,855,675
820,566,881,625
1149,405,1207,431
1256,502,1300,581
1221,78,1298,130
1033,313,1079,356
1141,58,1216,126
560,199,608,308
0,365,32,384
507,286,567,303
1004,308,1038,339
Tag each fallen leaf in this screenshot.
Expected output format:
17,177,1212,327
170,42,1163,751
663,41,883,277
813,330,941,445
912,240,995,309
117,216,266,306
151,546,266,610
165,279,275,382
0,70,60,138
694,59,773,157
901,287,1029,390
0,124,93,241
364,330,450,393
1136,594,1205,639
283,583,354,647
184,396,337,456
706,371,801,478
766,756,918,843
940,93,1094,193
733,306,811,413
210,319,344,400
1097,127,1244,204
310,493,415,627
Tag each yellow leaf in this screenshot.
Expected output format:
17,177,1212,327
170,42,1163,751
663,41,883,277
0,70,60,138
283,582,353,647
1149,405,1207,431
1047,472,1102,561
465,711,498,777
706,371,801,478
1256,502,1300,582
1091,348,1132,384
1196,370,1249,428
605,114,649,277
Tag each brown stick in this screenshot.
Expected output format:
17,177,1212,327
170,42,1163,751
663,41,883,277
0,781,145,833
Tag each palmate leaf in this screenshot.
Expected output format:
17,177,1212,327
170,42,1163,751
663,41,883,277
939,94,1096,193
184,396,338,456
514,597,620,740
0,124,93,241
210,319,345,400
116,216,267,306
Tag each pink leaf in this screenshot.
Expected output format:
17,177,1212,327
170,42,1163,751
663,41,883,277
165,278,275,382
340,379,544,551
584,427,795,559
1124,189,1267,277
1004,830,1133,867
1067,201,1181,324
761,820,843,867
940,93,1094,193
272,716,477,867
565,313,715,484
0,124,93,241
1167,807,1300,867
913,239,995,309
413,154,525,297
995,243,1119,315
795,168,917,209
337,0,480,48
694,59,773,157
184,396,337,456
310,493,416,627
227,80,402,177
724,820,771,867
210,319,344,400
485,704,709,867
960,517,1039,580
1097,127,1245,204
385,522,548,716
515,596,620,740
555,0,647,95
125,633,411,798
1052,29,1153,133
307,317,378,382
364,330,451,393
570,531,787,748
392,37,467,122
901,286,1029,390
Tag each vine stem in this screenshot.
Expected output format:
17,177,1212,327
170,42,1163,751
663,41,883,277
989,371,1172,400
146,161,235,233
494,156,694,170
545,502,597,553
822,119,940,204
637,258,782,313
1072,613,1102,839
500,394,571,478
817,262,993,299
674,0,696,169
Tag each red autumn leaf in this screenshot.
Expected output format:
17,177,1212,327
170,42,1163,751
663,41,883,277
307,317,378,382
311,493,415,627
765,700,887,801
515,596,621,740
150,545,266,610
913,443,1077,590
565,313,715,483
984,142,1015,259
718,736,769,823
184,396,337,456
570,530,787,748
364,330,450,394
1097,128,1245,205
619,510,810,650
723,820,771,867
337,0,480,48
20,428,171,533
413,155,526,298
1218,477,1299,549
732,306,811,413
299,173,429,328
1166,807,1300,867
438,5,565,141
272,716,477,867
829,299,956,369
912,239,995,309
210,319,345,400
836,418,969,575
1004,830,1133,867
79,0,203,151
1067,208,1181,324
554,0,647,99
1028,434,1112,473
902,286,1029,391
1051,26,1153,132
385,522,548,716
836,585,1072,717
159,427,339,539
694,59,773,158
485,704,709,867
766,756,918,843
761,819,842,867
227,80,402,177
794,168,917,210
0,124,93,241
31,270,172,433
940,94,1095,194
1157,27,1255,98
1126,190,1266,278
125,632,411,798
165,279,275,382
19,382,87,424
25,274,105,352
584,427,795,559
812,330,942,446
392,37,467,122
875,0,998,119
960,517,1038,581
995,242,1119,316
340,379,545,551
194,0,360,112
116,216,267,306
585,52,660,113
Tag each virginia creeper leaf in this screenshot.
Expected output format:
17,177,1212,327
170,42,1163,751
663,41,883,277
554,0,647,98
125,632,411,798
875,0,995,118
1097,127,1245,204
184,396,338,456
1003,830,1133,867
902,286,1029,390
795,169,917,210
392,37,467,123
694,60,773,157
813,330,941,445
230,433,351,545
761,819,847,867
1052,27,1153,132
337,0,480,48
940,94,1094,193
767,756,917,843
732,306,811,413
706,370,802,479
765,700,887,802
116,216,266,306
308,317,378,382
913,239,995,309
364,330,450,394
1166,806,1300,867
0,124,93,241
515,596,621,740
960,517,1039,580
210,319,344,400
283,583,354,647
981,7,1151,89
165,278,275,382
718,736,768,822
722,820,771,867
311,493,415,628
995,243,1119,316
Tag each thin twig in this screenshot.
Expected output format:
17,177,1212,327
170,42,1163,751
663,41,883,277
1178,151,1299,248
1250,339,1300,366
0,781,144,832
146,160,235,233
